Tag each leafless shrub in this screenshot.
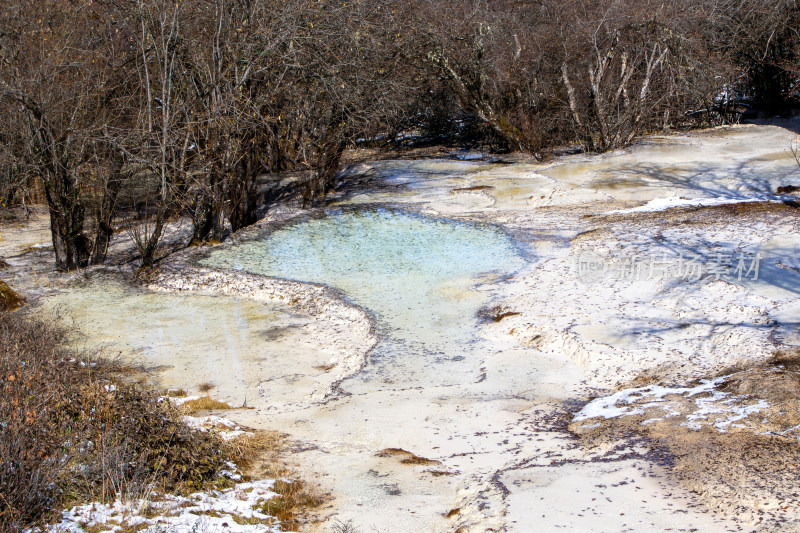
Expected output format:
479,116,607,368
329,519,360,533
0,313,232,531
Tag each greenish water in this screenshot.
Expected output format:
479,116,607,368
201,208,527,388
38,282,355,407
39,283,285,397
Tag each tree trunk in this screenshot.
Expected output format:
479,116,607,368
47,204,90,271
317,142,344,195
41,164,90,271
3,90,92,271
90,158,124,265
227,155,259,233
191,189,215,244
90,213,115,266
190,165,226,243
140,211,165,267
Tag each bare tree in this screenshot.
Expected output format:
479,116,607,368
560,24,671,151
0,0,794,273
704,0,800,109
0,113,29,214
0,0,137,269
420,1,551,155
119,0,196,266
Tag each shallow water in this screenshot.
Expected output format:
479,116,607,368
201,208,527,389
38,283,342,406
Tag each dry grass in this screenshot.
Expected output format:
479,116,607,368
426,469,457,476
477,304,520,323
197,381,215,393
188,237,224,247
313,363,336,372
223,431,284,470
257,479,326,529
180,396,232,413
376,448,442,466
598,200,800,226
238,432,328,530
0,280,24,311
164,388,187,397
0,258,9,270
20,244,51,254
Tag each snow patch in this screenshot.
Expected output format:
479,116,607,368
42,479,282,533
604,196,778,215
182,414,253,441
574,377,771,432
